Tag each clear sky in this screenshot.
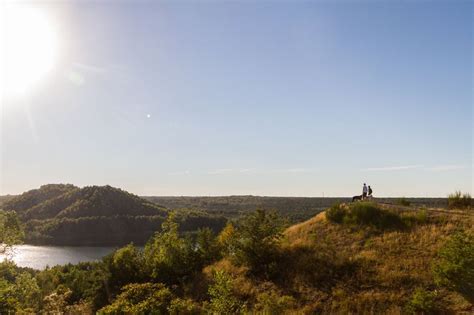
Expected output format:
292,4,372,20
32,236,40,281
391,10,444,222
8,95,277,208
1,0,472,197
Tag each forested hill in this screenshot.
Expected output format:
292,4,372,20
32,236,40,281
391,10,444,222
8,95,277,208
2,184,226,246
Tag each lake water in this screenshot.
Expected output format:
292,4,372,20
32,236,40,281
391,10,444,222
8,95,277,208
1,245,118,270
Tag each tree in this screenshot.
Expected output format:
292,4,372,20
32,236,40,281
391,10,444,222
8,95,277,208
0,210,23,254
208,270,243,314
232,209,285,278
107,244,144,290
0,278,17,314
13,272,41,311
433,231,474,303
143,213,195,285
196,228,221,267
217,222,237,256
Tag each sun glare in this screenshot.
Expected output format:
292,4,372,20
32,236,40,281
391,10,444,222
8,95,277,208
1,5,58,98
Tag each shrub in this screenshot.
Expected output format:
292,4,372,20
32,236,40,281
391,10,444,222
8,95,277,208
346,202,404,229
208,270,243,314
397,197,411,207
405,288,438,314
327,202,404,230
432,231,474,303
168,298,202,314
447,191,471,209
326,203,346,223
401,210,428,227
98,283,173,314
254,291,296,314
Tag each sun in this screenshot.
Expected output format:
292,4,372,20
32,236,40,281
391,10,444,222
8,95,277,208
1,4,58,98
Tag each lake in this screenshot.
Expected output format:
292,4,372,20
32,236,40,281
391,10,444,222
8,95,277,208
1,245,118,270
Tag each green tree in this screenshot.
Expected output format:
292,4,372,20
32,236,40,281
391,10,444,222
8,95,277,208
196,227,221,267
42,285,73,314
208,270,243,314
143,213,195,285
433,231,474,303
13,272,41,311
106,244,144,290
232,209,285,278
0,210,23,253
0,278,17,314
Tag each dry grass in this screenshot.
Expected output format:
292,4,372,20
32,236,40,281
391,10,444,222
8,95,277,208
282,205,473,313
208,204,473,314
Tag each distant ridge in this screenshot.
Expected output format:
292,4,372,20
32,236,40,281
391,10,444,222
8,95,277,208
3,184,78,214
2,184,226,246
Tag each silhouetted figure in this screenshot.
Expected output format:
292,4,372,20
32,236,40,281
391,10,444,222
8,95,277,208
362,183,368,200
368,185,373,199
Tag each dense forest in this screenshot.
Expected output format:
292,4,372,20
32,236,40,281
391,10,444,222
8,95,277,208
0,200,472,313
1,185,226,245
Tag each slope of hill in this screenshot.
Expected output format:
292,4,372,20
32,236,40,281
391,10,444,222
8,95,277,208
0,195,17,207
2,185,226,246
207,204,473,313
2,184,78,214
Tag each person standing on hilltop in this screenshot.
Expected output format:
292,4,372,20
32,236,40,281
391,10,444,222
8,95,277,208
368,185,373,199
363,183,368,200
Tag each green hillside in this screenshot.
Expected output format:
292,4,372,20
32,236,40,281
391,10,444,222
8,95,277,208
2,185,226,246
2,184,77,214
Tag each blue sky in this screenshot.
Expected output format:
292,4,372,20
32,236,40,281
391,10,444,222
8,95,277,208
1,0,472,196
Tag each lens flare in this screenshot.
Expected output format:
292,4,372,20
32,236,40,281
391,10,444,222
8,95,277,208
1,5,58,98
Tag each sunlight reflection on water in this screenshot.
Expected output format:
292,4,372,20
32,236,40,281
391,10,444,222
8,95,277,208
0,245,117,270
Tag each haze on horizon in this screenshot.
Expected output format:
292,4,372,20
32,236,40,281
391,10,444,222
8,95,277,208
1,1,472,197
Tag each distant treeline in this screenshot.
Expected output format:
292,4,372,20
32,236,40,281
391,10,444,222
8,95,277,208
143,196,450,223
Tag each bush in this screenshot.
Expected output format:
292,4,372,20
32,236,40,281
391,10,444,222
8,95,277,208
405,288,438,314
98,283,173,314
326,203,346,223
254,291,296,314
401,210,429,227
447,191,471,209
208,270,243,314
326,202,404,230
397,197,411,207
432,231,474,303
168,298,202,314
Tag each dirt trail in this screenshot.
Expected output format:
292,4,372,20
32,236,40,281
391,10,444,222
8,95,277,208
378,202,472,216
